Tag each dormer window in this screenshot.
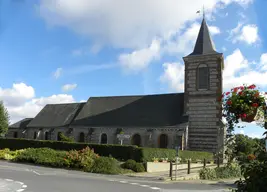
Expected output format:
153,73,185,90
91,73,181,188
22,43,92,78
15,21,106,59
197,64,209,90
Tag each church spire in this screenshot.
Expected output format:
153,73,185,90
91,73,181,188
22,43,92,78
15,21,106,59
189,15,218,56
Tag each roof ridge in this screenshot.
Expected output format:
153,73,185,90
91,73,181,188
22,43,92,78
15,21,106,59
45,102,86,106
89,92,184,99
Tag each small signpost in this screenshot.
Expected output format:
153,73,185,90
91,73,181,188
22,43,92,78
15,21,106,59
117,134,131,145
174,146,180,180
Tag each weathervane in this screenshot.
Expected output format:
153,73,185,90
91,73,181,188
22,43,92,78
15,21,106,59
203,5,205,19
196,5,206,19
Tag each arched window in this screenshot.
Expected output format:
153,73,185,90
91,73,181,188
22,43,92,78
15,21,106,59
131,134,141,147
33,132,37,139
13,132,18,138
79,132,85,142
197,64,209,90
57,132,62,141
159,134,168,148
44,132,49,140
100,133,107,144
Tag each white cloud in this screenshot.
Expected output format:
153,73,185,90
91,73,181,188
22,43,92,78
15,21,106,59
160,62,184,92
0,83,77,124
223,49,249,77
0,83,35,107
53,68,63,79
222,50,267,90
209,26,221,35
259,53,267,71
221,0,253,7
164,23,221,56
229,23,260,45
61,84,77,92
38,0,249,49
161,49,267,93
118,39,161,72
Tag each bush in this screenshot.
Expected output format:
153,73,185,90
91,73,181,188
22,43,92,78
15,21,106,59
121,159,145,172
0,148,25,160
59,133,75,143
199,163,242,180
91,157,120,174
234,160,267,192
64,147,99,171
14,148,67,168
215,163,241,179
199,168,217,180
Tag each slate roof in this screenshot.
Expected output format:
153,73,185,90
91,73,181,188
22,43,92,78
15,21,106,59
9,118,33,129
27,103,85,128
71,93,188,127
189,18,219,56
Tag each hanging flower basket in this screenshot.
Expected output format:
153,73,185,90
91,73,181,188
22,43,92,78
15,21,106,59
241,108,257,123
221,84,267,133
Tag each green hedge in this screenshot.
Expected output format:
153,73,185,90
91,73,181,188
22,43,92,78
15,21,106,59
139,147,176,162
0,138,213,162
178,150,214,162
0,138,140,161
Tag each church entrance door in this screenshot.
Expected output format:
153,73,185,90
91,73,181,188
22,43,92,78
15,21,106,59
159,134,168,148
131,134,141,147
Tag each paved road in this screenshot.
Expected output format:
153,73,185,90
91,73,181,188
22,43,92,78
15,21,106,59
0,161,234,192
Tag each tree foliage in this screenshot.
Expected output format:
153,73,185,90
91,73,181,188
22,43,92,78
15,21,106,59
225,134,264,163
0,101,9,137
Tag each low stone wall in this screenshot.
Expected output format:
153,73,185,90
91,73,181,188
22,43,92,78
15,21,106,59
146,162,213,173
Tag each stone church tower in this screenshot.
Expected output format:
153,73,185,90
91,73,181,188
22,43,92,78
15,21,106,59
183,17,225,154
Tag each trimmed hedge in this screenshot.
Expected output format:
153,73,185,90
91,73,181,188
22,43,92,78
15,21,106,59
0,138,139,161
140,147,176,162
178,150,214,162
0,138,213,162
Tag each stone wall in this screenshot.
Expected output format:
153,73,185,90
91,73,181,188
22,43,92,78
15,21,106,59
70,124,188,149
183,53,225,154
7,124,188,150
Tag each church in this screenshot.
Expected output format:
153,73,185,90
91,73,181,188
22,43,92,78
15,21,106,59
7,17,226,154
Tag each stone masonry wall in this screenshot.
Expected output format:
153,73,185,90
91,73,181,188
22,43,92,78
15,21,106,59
183,53,225,154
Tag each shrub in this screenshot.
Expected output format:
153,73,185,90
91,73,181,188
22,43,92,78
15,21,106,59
215,163,241,179
199,168,217,180
121,159,145,172
0,148,10,159
91,157,120,174
133,163,145,172
14,148,67,168
234,160,267,192
0,148,25,160
199,163,242,180
59,133,75,143
64,147,99,171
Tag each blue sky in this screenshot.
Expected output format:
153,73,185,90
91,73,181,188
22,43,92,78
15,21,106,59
0,0,267,138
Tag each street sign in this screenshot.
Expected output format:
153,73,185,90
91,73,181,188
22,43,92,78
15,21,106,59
117,134,131,139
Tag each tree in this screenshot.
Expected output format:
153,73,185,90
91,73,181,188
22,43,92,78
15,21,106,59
0,101,9,137
59,133,75,142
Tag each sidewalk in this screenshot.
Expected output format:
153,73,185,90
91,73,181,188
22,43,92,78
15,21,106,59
124,165,218,181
